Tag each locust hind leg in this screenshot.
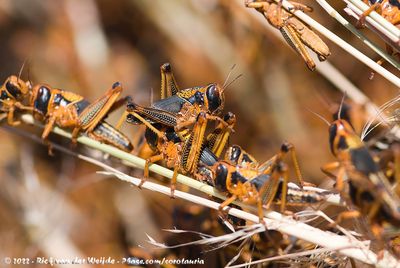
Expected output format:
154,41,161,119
79,82,123,133
259,161,289,214
260,142,307,188
111,95,134,131
280,142,305,187
160,63,180,99
206,112,236,158
116,110,129,130
255,194,267,225
180,112,208,175
126,110,164,138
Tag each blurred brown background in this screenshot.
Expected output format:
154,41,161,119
0,0,398,267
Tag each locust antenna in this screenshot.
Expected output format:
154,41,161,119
18,59,27,81
222,64,236,89
223,74,243,91
307,108,330,126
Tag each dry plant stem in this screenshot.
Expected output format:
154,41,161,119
248,0,400,87
227,247,349,268
317,0,400,71
104,171,398,267
344,2,400,51
14,114,400,267
240,1,398,106
19,114,340,206
345,0,400,41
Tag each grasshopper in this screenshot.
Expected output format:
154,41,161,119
122,63,239,195
134,111,220,196
321,105,400,236
0,75,33,126
29,81,133,151
124,63,235,162
200,144,324,222
123,63,231,133
359,0,400,27
245,0,331,71
0,76,133,152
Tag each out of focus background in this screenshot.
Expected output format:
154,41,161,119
0,0,398,267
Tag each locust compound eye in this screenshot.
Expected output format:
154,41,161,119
215,164,228,191
5,81,21,98
206,84,221,113
33,86,51,115
229,146,241,164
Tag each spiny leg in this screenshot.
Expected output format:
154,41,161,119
170,166,179,198
115,110,128,130
140,154,164,188
207,112,236,158
218,195,238,220
7,106,20,126
261,142,306,187
181,112,208,174
278,163,289,213
175,117,196,132
107,96,132,130
79,82,123,132
41,116,57,156
160,63,180,99
108,96,131,115
41,116,56,141
127,111,164,138
335,166,346,192
256,195,267,225
262,162,289,213
127,102,177,129
280,142,305,186
258,171,282,211
71,127,81,145
280,23,316,70
321,161,341,184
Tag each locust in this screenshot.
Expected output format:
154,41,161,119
245,0,331,71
